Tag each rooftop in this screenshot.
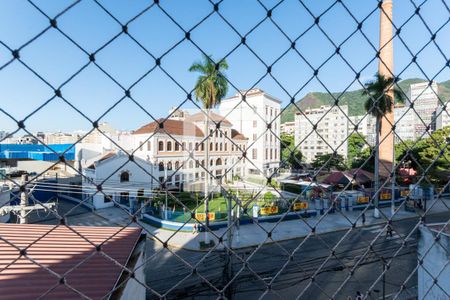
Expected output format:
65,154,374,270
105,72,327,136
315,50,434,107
132,118,204,137
185,111,232,126
0,224,141,300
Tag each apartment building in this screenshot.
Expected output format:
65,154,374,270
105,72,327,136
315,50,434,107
295,105,349,163
394,103,416,142
348,114,376,146
132,112,248,188
407,82,439,138
434,102,450,130
219,88,281,177
280,121,295,135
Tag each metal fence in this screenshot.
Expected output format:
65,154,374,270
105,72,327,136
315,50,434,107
0,0,449,299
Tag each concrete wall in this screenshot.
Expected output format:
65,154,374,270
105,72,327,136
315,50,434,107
418,225,450,300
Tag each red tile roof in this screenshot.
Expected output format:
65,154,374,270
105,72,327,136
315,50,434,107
132,118,204,137
0,224,141,300
185,112,232,126
231,129,248,140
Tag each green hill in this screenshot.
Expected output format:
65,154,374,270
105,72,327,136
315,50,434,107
281,78,450,123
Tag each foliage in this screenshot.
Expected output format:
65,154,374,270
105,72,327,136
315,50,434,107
263,192,275,201
189,54,229,109
347,133,367,168
280,77,432,123
311,153,347,171
362,73,405,127
280,133,303,169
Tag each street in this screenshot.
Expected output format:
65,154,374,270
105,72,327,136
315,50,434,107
30,199,448,299
143,212,449,300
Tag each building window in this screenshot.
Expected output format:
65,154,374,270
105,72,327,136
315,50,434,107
195,143,199,151
210,143,213,151
147,141,151,151
201,143,205,151
189,142,193,151
182,142,186,150
104,195,112,203
224,143,227,151
253,133,257,141
175,142,180,151
120,171,130,182
175,161,179,169
167,141,172,151
270,149,273,160
220,143,223,151
158,141,164,151
215,143,218,151
159,162,164,171
265,149,268,160
139,141,143,151
119,192,129,206
210,159,213,166
201,160,205,166
252,149,257,160
216,158,222,165
253,120,257,127
189,160,194,169
167,162,173,170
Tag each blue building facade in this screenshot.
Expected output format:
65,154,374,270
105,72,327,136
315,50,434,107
0,144,75,161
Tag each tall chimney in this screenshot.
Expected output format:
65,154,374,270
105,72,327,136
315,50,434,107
378,0,394,174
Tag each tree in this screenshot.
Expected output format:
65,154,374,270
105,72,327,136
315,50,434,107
311,153,346,171
189,54,229,244
280,133,303,170
362,73,405,217
414,126,450,184
347,133,367,168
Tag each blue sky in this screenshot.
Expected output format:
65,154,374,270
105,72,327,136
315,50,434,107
0,0,449,133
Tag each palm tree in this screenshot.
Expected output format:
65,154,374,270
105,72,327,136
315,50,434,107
189,54,228,244
363,72,404,218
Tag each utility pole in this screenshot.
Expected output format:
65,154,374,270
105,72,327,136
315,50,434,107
0,175,56,223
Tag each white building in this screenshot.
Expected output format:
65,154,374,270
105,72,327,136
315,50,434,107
44,132,81,145
295,105,349,163
348,114,376,146
435,102,450,130
219,88,281,177
280,121,295,135
394,103,416,142
82,151,159,209
407,82,439,138
132,112,248,188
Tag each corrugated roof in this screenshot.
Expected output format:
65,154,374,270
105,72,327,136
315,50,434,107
132,118,204,137
0,224,141,300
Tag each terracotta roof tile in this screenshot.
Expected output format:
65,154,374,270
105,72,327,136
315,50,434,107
185,112,232,126
231,129,247,140
132,118,204,137
0,224,141,300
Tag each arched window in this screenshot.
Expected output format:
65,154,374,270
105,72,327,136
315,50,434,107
195,143,199,151
167,161,173,170
167,141,172,151
210,143,213,151
189,142,193,151
216,158,222,165
201,143,204,151
159,162,164,171
175,161,179,169
189,160,194,169
219,143,223,151
175,142,180,151
196,160,200,168
215,143,218,151
201,160,205,166
182,142,186,150
120,171,130,182
158,141,164,151
224,159,228,165
224,143,227,151
210,159,214,166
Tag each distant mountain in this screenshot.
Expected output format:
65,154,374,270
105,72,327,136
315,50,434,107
281,78,450,123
